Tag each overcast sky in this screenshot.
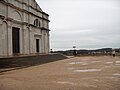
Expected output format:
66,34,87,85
36,0,120,50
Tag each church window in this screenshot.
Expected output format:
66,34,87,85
34,19,41,27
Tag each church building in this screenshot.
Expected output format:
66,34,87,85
0,0,50,56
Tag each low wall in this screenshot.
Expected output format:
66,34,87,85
0,53,67,71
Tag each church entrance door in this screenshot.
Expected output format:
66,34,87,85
12,27,20,54
36,39,39,53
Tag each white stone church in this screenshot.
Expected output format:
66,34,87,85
0,0,50,56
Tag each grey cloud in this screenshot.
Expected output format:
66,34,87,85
37,0,120,50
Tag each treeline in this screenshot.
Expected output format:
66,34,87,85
53,48,120,56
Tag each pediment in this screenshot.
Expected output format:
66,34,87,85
31,0,43,12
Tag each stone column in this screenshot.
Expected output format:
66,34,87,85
23,25,30,55
0,19,2,56
2,21,8,56
7,24,12,56
20,26,23,55
29,27,35,54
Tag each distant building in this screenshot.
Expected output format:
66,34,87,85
0,0,50,56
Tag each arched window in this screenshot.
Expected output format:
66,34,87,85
34,19,41,27
34,20,36,26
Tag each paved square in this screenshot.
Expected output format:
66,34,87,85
0,56,120,90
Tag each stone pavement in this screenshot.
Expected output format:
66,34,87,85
0,56,120,90
0,53,67,73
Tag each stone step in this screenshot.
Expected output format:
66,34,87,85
0,53,67,72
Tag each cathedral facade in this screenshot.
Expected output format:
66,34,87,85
0,0,50,56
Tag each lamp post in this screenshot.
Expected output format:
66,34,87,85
73,46,76,49
73,46,77,56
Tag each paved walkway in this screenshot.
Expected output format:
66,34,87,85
0,56,120,90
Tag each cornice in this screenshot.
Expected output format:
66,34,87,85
6,17,49,30
41,27,50,31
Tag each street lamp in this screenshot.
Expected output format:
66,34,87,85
73,46,76,49
73,46,77,56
